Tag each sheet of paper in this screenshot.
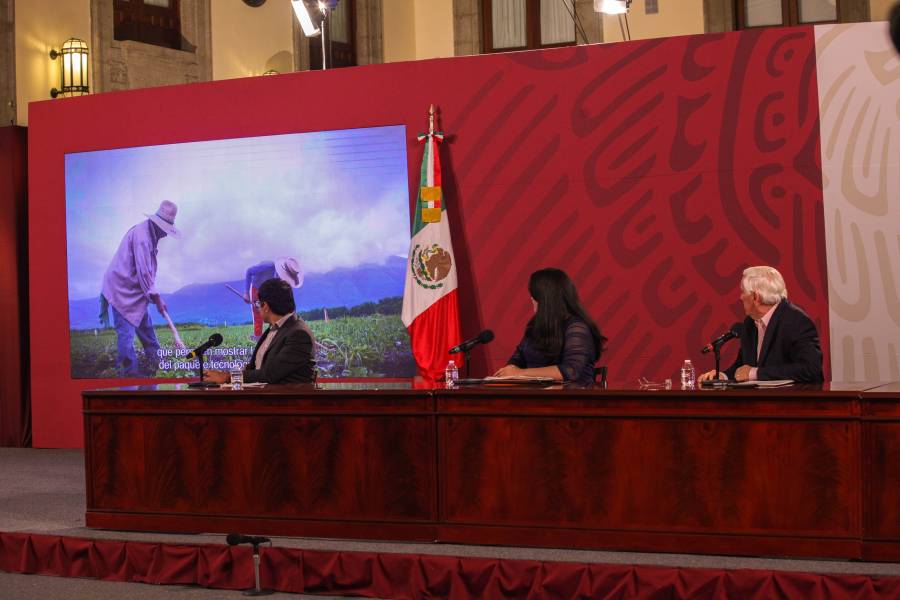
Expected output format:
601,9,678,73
482,375,556,383
221,382,267,389
729,380,794,388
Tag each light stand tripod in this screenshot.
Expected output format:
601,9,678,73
319,3,329,70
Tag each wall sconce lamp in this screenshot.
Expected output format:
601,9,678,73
49,38,90,98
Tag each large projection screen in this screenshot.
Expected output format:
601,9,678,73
64,125,413,379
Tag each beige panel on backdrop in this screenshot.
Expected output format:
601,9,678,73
816,22,900,381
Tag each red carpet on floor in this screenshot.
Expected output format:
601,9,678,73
2,532,899,599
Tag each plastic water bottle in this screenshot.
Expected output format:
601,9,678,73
680,359,696,390
230,368,244,391
444,360,459,387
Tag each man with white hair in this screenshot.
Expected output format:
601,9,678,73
699,266,823,383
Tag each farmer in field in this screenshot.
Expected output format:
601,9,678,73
100,200,180,377
242,257,303,341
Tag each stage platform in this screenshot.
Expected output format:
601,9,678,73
2,448,900,598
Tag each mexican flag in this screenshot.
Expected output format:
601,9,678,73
401,109,462,380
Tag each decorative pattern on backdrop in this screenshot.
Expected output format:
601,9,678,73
816,22,900,382
445,28,828,381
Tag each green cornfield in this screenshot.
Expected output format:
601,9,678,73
69,314,415,379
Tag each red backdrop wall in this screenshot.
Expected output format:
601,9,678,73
28,27,830,448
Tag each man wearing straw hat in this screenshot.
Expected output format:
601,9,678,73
100,200,180,377
242,257,304,341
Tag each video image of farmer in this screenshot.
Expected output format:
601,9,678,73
64,125,413,379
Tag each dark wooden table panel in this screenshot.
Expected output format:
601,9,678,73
82,381,898,561
862,382,900,561
88,414,435,519
439,415,859,537
85,384,437,535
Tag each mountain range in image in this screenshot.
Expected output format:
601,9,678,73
68,256,407,330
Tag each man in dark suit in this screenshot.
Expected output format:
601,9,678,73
205,278,316,384
699,266,824,383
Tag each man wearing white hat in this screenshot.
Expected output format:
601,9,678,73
101,200,180,377
243,257,303,341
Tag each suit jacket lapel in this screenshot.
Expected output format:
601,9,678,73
757,301,785,366
258,315,295,366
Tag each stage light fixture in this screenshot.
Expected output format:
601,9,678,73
49,38,90,98
594,0,630,15
291,0,321,37
291,0,339,70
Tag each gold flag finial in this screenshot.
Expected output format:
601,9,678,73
428,104,436,135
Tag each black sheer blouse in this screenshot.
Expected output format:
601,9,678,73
507,317,598,386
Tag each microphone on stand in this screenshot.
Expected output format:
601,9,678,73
186,333,224,360
449,330,495,379
186,333,224,388
226,533,271,546
449,330,494,354
700,324,742,354
226,533,273,596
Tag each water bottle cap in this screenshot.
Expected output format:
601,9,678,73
447,360,456,367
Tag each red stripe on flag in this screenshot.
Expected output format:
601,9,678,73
432,137,441,189
407,289,461,381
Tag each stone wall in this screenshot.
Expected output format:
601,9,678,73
453,0,603,57
90,0,211,93
0,0,14,125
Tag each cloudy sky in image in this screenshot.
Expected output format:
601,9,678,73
65,126,410,300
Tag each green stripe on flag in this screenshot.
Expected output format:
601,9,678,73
412,138,431,237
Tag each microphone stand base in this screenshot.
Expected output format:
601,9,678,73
701,380,730,389
242,589,274,597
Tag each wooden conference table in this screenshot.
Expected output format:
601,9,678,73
82,381,900,561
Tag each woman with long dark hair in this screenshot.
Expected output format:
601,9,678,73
493,268,606,386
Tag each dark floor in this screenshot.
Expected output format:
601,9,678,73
1,447,898,600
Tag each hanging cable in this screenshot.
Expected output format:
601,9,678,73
559,0,589,44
